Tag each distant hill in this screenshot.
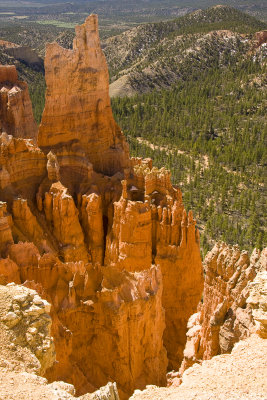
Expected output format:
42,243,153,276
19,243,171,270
103,5,266,97
0,22,70,57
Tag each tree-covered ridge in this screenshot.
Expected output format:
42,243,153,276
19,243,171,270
2,6,265,103
109,30,256,97
104,5,266,81
112,57,267,256
0,21,74,56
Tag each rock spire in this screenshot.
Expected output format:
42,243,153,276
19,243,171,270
38,15,129,176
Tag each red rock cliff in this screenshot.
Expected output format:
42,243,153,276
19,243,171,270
0,14,203,399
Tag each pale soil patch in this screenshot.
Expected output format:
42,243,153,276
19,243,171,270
130,335,267,400
109,75,136,98
136,137,185,155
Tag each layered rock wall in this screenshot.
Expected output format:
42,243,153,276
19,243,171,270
106,161,203,368
0,134,46,200
46,265,167,398
2,238,167,398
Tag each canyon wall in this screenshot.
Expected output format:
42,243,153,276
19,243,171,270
0,14,203,399
180,242,267,373
131,243,266,399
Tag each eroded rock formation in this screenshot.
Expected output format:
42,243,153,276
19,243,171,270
0,14,203,400
105,161,203,369
180,243,267,373
0,65,37,141
129,243,267,399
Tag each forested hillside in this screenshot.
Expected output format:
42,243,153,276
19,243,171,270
112,56,266,255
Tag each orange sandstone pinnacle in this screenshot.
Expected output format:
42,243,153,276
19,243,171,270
0,15,203,400
38,14,130,177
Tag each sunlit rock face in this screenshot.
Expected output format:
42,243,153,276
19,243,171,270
0,282,121,400
0,15,203,400
38,15,129,177
105,161,203,369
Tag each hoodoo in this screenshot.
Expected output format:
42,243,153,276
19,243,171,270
0,15,203,399
38,15,129,177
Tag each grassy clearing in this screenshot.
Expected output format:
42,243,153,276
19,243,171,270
36,20,77,29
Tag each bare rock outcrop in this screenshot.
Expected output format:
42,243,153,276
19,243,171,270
86,382,120,400
0,14,203,400
247,269,267,338
0,65,37,141
180,243,266,373
0,283,120,400
0,283,54,376
2,45,44,72
254,30,267,48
